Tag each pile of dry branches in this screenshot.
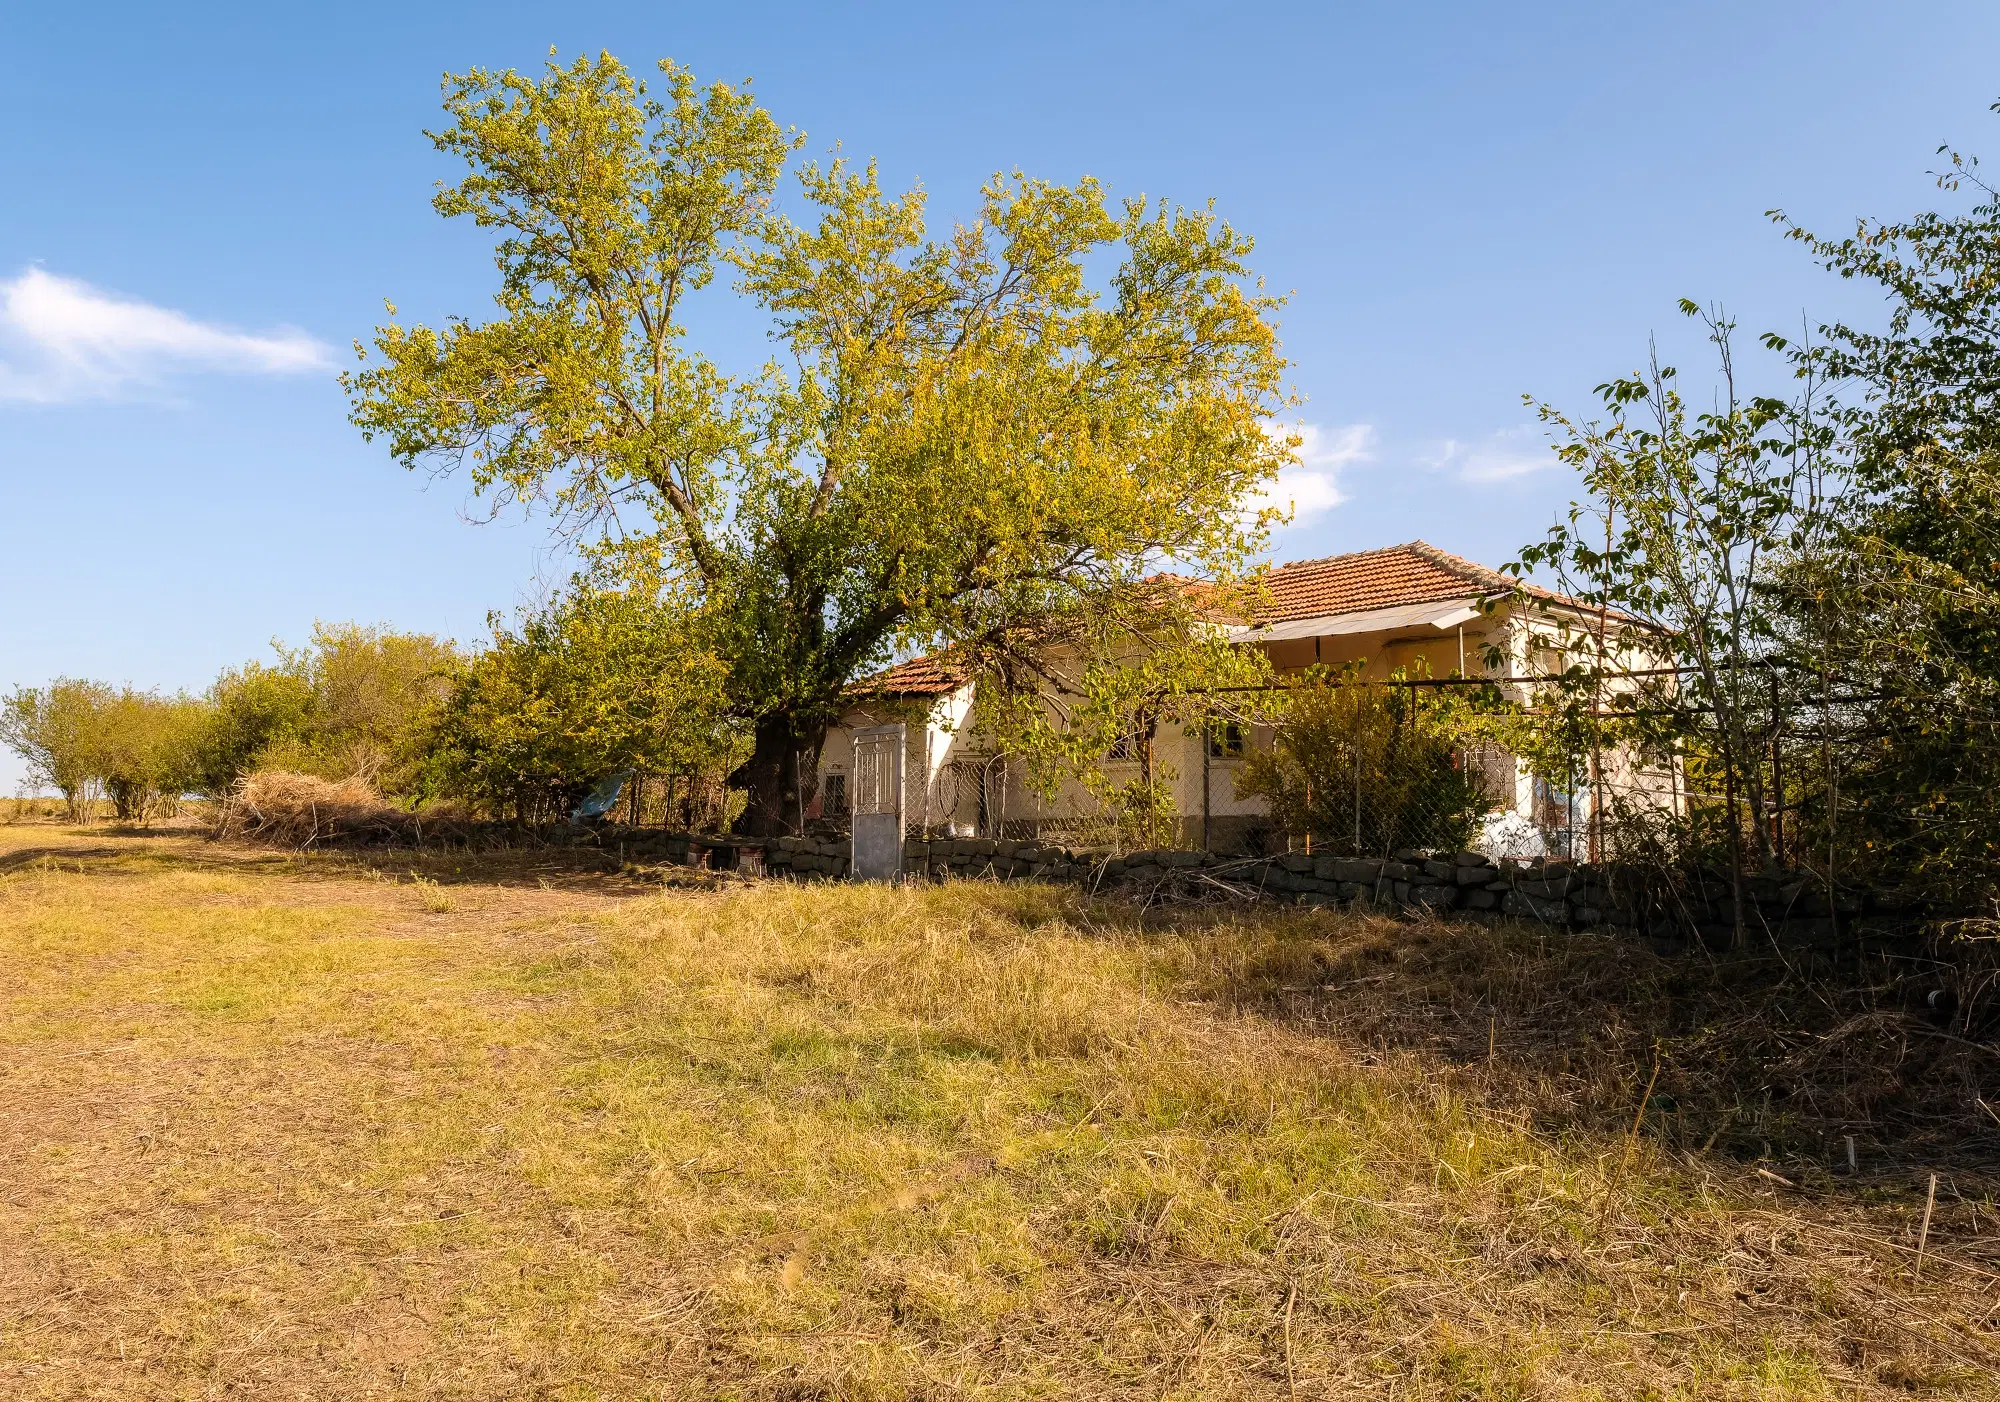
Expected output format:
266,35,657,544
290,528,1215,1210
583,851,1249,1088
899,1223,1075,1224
214,770,473,849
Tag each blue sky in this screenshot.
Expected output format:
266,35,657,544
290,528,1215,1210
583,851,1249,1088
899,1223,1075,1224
5,1,1999,791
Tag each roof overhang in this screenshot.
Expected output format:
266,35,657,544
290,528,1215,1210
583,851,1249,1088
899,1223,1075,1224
1228,595,1491,644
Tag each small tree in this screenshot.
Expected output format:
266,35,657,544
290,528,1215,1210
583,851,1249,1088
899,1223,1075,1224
93,689,209,822
191,663,317,796
2,682,210,823
192,624,459,795
1,679,113,821
416,582,738,823
1234,670,1495,857
345,53,1292,835
1514,305,1830,910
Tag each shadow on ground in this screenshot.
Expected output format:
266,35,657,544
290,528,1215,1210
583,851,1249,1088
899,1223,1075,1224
1184,903,2000,1186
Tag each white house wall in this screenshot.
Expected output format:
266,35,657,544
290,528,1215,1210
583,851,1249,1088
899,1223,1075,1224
815,597,1677,845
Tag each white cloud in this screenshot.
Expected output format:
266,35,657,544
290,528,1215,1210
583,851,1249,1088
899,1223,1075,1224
1254,420,1373,524
1432,425,1554,483
0,267,333,404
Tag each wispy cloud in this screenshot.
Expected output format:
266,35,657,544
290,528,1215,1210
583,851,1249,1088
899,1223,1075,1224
1431,425,1554,483
1254,420,1373,524
0,267,333,404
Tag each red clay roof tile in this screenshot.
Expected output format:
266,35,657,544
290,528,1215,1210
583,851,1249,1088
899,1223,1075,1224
1252,541,1507,622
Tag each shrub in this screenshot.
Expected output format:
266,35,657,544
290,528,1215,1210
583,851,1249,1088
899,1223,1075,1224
1234,673,1493,856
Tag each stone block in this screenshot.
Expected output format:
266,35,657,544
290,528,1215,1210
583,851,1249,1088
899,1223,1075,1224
1503,889,1569,922
1328,858,1383,884
1516,876,1572,900
1281,852,1313,873
1422,859,1456,881
1454,865,1494,887
1453,850,1491,867
1410,884,1458,909
1461,886,1499,910
1379,861,1417,882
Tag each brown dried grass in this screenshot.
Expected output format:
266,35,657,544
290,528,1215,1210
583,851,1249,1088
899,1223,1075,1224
0,825,1995,1399
217,768,472,848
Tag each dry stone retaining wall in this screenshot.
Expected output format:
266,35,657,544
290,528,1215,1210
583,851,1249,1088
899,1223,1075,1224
602,828,1922,949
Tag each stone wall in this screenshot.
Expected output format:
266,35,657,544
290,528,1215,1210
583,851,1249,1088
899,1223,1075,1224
604,827,1922,949
1093,849,1922,950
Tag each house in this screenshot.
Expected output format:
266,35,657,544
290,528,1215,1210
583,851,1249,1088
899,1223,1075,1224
813,541,1674,855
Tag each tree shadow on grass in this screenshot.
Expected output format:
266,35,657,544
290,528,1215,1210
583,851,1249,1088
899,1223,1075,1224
0,845,132,873
1155,903,2000,1183
302,841,722,897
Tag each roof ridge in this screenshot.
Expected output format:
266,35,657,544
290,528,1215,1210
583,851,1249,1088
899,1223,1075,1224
1396,539,1513,590
1266,540,1431,574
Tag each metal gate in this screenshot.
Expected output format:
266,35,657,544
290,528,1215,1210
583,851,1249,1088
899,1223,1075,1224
849,723,906,881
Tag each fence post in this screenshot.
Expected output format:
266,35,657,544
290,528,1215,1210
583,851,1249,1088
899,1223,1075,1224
1201,714,1212,851
1353,738,1362,854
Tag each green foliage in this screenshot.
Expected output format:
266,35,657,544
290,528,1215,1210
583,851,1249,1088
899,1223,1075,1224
93,689,209,821
1,680,208,822
2,679,107,817
1772,136,2000,901
345,52,1292,834
1513,307,1826,874
190,663,316,796
194,624,460,796
416,582,739,823
1233,671,1496,857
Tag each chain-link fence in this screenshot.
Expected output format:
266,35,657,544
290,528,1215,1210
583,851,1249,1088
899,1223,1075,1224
797,661,1992,915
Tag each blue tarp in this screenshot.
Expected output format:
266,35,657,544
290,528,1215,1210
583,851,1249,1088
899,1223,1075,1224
570,769,635,823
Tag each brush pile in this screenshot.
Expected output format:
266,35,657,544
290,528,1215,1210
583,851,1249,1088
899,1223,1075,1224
216,770,473,848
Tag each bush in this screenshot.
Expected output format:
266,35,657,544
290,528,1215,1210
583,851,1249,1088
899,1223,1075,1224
194,624,460,797
1,681,208,823
1234,674,1493,856
414,584,740,824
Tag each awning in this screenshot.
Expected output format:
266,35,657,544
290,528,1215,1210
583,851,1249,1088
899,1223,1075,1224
1228,596,1489,644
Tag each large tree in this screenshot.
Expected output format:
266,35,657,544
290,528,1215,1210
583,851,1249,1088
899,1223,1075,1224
345,53,1291,834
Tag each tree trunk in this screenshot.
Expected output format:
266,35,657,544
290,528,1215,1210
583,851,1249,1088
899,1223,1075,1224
730,712,825,838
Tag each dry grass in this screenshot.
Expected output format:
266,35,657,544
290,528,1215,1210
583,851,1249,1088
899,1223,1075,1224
1,825,1995,1400
217,769,473,847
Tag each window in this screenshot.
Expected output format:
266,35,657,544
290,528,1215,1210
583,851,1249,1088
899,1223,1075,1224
820,772,848,815
1207,722,1245,759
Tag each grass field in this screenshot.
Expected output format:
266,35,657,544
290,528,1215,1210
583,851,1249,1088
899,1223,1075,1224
1,823,1995,1399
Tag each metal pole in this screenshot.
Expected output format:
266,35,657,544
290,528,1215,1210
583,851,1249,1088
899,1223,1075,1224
1201,714,1212,851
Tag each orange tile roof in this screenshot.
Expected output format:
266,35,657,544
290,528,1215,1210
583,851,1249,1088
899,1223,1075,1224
1246,540,1635,624
853,543,1633,694
850,650,972,698
1253,541,1506,622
